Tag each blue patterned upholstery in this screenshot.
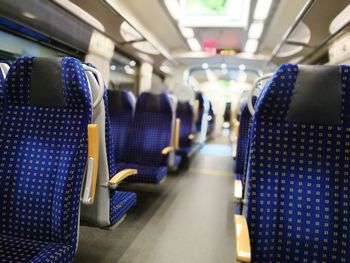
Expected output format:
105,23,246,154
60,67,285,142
123,92,174,184
235,97,256,181
0,57,92,262
104,90,137,225
176,101,194,157
246,64,350,262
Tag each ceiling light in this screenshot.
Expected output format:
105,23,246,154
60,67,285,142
239,64,246,71
202,63,209,69
164,0,182,21
124,65,135,75
187,38,202,51
248,22,264,39
178,23,194,38
22,12,36,20
253,0,273,20
129,60,136,67
110,64,117,71
244,39,259,53
221,63,227,69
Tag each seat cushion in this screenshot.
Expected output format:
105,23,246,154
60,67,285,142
0,234,75,263
110,191,137,225
116,163,167,184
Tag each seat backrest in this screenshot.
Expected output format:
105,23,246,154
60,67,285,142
246,64,350,262
126,92,174,167
235,97,256,180
176,101,194,149
195,92,204,132
0,57,92,246
107,90,135,163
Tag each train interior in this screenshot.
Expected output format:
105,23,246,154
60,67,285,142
0,0,350,262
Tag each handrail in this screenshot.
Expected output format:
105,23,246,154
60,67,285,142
82,64,105,109
248,73,273,115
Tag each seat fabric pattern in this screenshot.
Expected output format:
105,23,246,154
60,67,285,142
110,191,137,225
246,64,350,263
104,91,137,225
176,101,194,154
0,57,92,262
0,234,73,263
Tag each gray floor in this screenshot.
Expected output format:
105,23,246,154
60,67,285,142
74,135,234,263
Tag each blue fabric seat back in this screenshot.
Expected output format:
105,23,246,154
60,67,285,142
176,101,194,149
107,90,135,164
126,92,173,167
246,64,350,262
195,92,204,132
0,57,91,246
235,97,256,181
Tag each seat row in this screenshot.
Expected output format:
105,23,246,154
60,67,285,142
0,57,198,262
233,64,350,263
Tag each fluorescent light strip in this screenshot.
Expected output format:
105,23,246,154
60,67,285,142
244,39,259,53
164,0,182,21
253,0,273,20
178,23,194,38
248,21,264,39
187,38,202,51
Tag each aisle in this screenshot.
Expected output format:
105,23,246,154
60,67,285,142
75,135,234,263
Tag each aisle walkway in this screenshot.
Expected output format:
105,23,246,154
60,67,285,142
75,135,234,263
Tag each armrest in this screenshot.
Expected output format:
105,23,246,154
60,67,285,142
188,134,195,140
82,124,99,205
234,215,251,263
173,118,180,150
108,169,138,189
234,179,243,200
162,146,175,155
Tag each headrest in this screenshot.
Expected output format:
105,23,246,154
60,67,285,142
5,57,91,109
286,65,341,125
107,89,135,112
136,92,173,113
256,64,347,126
176,101,193,114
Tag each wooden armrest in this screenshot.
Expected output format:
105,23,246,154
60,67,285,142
108,169,137,189
234,179,243,200
162,146,174,155
174,118,180,150
235,215,251,263
188,134,195,140
82,124,99,205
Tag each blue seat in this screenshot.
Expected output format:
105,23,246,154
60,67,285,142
105,90,137,225
176,101,194,157
207,102,215,135
195,92,204,132
80,69,137,228
245,64,350,262
0,57,92,262
122,92,174,184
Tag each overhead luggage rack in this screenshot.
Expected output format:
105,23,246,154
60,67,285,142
268,0,350,65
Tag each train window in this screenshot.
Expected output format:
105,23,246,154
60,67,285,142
109,52,138,94
0,29,67,60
